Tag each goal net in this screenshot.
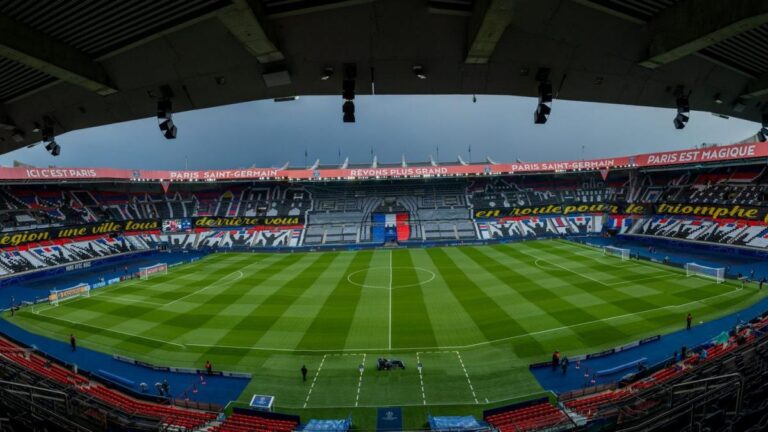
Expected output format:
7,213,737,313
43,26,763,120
140,263,168,280
685,263,725,284
603,246,630,261
49,283,90,306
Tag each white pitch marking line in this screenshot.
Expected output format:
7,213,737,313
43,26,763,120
455,351,479,404
303,354,327,408
416,352,426,405
355,353,366,407
27,313,184,348
388,250,393,351
164,270,243,306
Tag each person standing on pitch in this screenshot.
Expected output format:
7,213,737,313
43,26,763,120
686,313,692,330
70,334,76,351
301,365,308,382
561,356,569,375
205,360,212,375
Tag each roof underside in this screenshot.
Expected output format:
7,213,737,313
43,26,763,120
0,0,766,153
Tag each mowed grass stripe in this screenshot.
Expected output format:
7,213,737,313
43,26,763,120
500,242,748,344
207,252,339,348
112,253,306,353
451,246,550,357
408,248,487,347
516,241,673,315
533,241,735,308
296,251,375,350
343,250,390,349
485,243,630,346
254,253,359,350
460,245,599,355
43,253,264,337
517,241,670,315
391,249,439,349
532,240,677,283
425,248,517,342
146,253,314,340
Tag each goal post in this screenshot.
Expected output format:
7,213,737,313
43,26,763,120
603,245,630,261
139,263,168,280
685,263,725,284
49,283,90,306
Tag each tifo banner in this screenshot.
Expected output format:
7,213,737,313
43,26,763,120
654,202,768,222
474,203,647,218
194,216,304,227
0,220,161,246
474,202,768,222
0,216,306,247
0,142,766,182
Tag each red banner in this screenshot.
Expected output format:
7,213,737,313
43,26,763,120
0,142,765,182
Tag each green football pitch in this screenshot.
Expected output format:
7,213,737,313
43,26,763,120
4,239,765,427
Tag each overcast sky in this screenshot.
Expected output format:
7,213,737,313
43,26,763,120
0,95,759,170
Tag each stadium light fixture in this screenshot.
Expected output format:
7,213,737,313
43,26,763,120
342,64,357,123
673,113,688,130
413,65,427,80
157,98,177,139
534,80,553,124
159,118,177,139
673,92,690,130
343,101,355,123
40,121,60,156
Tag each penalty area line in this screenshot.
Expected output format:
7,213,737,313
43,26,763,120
416,352,426,405
355,353,366,407
455,351,479,404
303,354,327,408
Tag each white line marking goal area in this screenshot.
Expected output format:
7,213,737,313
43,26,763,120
303,353,367,408
417,351,479,405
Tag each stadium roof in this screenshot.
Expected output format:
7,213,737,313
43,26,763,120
1,0,767,153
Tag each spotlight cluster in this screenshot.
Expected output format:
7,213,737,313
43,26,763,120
673,95,690,130
534,82,553,124
342,64,356,123
533,68,552,124
42,124,60,156
157,99,177,139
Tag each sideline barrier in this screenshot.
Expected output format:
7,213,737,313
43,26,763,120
529,335,660,369
595,357,647,377
113,354,252,379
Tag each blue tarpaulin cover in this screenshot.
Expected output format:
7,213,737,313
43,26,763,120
429,415,482,431
302,418,351,432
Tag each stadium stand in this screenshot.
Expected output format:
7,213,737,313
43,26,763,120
209,411,299,432
485,400,574,431
0,335,217,431
5,162,768,280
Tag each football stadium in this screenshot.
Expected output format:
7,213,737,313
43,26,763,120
3,1,768,432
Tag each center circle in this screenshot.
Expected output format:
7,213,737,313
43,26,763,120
346,266,436,289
